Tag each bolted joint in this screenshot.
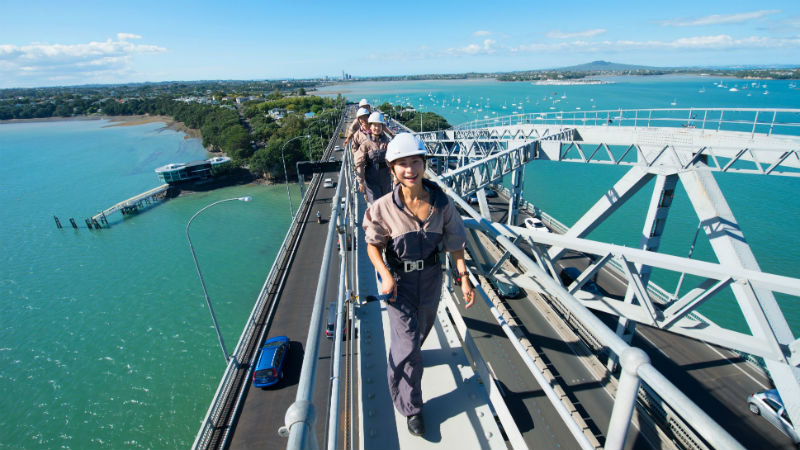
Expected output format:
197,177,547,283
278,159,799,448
280,400,316,438
618,347,650,377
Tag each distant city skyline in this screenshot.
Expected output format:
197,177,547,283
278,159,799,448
1,0,798,88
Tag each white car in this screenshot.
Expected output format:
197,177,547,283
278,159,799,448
334,145,342,152
323,178,334,188
747,389,800,444
524,217,549,233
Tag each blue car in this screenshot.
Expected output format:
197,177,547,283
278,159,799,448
253,336,290,388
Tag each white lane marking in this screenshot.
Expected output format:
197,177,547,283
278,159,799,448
638,330,769,390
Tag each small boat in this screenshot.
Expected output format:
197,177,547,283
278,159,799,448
729,87,739,92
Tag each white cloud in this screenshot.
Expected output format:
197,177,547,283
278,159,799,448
547,29,607,39
367,32,798,66
117,33,143,41
509,34,800,53
449,39,497,55
473,30,492,36
660,10,780,27
0,34,165,86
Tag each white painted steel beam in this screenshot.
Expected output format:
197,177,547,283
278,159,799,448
436,179,744,450
547,166,654,261
678,166,800,430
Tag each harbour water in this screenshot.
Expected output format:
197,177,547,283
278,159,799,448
0,119,296,449
1,75,798,449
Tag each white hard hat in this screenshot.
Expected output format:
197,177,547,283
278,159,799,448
368,112,384,124
356,107,370,117
358,99,370,107
386,133,427,163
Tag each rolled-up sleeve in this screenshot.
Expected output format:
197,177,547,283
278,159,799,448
363,205,390,247
440,199,467,252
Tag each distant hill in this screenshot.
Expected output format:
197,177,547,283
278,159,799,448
549,60,664,72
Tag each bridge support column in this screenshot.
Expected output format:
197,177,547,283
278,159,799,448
507,166,524,226
610,174,677,370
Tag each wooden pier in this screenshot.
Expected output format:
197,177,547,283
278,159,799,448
90,183,170,227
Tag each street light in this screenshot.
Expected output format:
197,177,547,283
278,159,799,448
186,196,253,365
280,135,310,218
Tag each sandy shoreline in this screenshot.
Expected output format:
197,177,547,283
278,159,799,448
0,114,202,139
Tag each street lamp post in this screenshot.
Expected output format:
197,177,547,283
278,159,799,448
280,135,310,218
186,196,253,365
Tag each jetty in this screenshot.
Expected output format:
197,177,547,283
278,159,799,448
90,183,170,227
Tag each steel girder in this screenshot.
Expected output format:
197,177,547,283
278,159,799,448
433,141,535,197
677,165,800,431
418,117,800,430
547,140,800,177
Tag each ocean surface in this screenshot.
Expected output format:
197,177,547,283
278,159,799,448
1,76,798,449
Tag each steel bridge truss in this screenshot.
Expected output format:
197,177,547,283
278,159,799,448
418,109,800,435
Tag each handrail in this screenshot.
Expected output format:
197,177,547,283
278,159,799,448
453,107,800,137
192,107,348,450
283,123,349,450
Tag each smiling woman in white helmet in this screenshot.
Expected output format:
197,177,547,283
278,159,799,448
353,112,392,203
361,132,474,437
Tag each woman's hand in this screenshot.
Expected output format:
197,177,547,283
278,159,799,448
462,278,475,308
381,273,397,302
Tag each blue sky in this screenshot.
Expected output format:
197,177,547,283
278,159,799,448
1,0,798,88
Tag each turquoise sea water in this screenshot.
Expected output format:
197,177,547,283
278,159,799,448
2,76,799,449
318,76,800,335
0,120,296,449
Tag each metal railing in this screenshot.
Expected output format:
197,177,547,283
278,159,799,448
454,108,800,137
440,181,745,450
192,108,348,450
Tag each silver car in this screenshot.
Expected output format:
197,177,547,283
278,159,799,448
747,389,800,444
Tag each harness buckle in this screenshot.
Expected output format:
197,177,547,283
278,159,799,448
404,260,424,272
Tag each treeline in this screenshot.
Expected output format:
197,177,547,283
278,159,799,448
244,95,345,179
1,80,346,180
377,102,451,132
498,68,800,82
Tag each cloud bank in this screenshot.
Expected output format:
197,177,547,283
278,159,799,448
660,10,781,27
0,33,165,86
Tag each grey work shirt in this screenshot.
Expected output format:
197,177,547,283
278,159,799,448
363,179,466,265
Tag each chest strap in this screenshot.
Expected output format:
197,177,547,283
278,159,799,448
385,251,439,273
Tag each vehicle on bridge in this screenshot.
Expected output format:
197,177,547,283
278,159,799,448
253,336,290,388
325,303,336,339
559,267,602,296
467,189,498,204
488,276,521,299
747,389,800,444
524,217,550,233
